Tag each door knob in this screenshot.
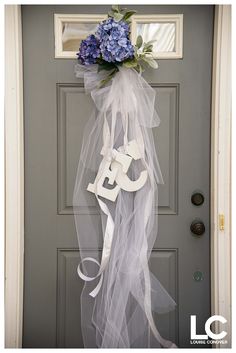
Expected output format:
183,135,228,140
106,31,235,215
190,220,205,236
191,192,204,206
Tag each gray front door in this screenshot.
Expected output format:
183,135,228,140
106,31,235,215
22,5,213,348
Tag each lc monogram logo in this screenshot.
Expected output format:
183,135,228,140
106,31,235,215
87,139,148,202
190,315,227,340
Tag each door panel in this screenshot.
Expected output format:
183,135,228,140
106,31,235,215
57,83,179,215
22,5,213,348
56,249,178,348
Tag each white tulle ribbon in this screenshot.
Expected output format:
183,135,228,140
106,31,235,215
76,71,147,298
74,64,177,348
141,187,177,348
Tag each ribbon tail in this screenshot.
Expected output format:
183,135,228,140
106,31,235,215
89,273,104,298
77,195,114,297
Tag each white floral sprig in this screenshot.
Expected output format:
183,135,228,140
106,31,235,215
124,35,158,73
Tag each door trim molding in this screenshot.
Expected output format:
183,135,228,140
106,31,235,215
5,5,24,348
210,5,231,348
4,4,231,348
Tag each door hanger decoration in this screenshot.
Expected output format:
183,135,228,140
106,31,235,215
73,6,177,348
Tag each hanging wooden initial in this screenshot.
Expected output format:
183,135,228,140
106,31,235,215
87,140,148,202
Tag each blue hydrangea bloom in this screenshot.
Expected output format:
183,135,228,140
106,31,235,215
96,18,134,63
77,34,101,65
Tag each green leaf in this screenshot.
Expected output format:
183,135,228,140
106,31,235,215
143,44,153,52
111,5,119,12
134,61,145,74
113,12,124,21
142,56,158,69
99,76,113,88
98,62,116,72
138,52,146,59
123,59,138,68
120,7,127,13
145,39,156,45
108,11,115,18
98,68,118,88
136,35,143,49
137,64,141,73
122,10,137,22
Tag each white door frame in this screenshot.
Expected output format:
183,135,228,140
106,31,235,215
4,4,231,348
5,5,24,348
210,5,231,348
